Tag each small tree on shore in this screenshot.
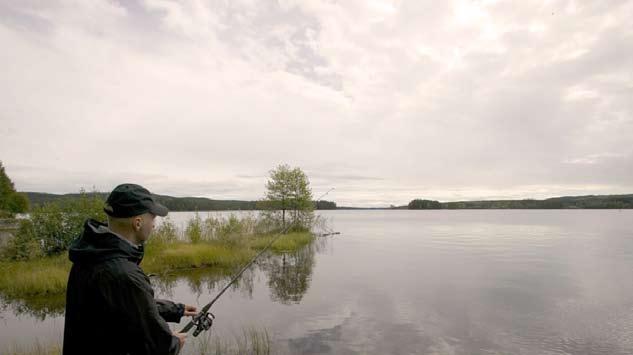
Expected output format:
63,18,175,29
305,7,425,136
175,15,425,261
262,164,313,231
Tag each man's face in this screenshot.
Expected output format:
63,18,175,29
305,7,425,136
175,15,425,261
133,213,156,243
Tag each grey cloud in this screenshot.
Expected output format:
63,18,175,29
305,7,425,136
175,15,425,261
0,1,55,34
153,0,345,90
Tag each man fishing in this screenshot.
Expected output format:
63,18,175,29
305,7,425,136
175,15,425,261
63,183,196,355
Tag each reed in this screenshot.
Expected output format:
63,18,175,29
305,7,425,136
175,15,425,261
0,254,69,298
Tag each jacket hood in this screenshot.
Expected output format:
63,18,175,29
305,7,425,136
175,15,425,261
69,219,144,264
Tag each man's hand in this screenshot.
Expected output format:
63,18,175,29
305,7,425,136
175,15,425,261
173,331,187,350
184,304,197,317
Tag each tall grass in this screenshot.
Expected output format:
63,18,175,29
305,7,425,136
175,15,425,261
0,254,69,298
248,232,314,253
186,213,204,244
183,213,268,245
143,242,255,274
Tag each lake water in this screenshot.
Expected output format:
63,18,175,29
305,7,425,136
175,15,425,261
2,210,633,354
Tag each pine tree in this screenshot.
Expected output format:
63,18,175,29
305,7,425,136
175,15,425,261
0,161,29,216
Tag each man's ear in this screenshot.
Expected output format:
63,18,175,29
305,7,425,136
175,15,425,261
133,216,143,231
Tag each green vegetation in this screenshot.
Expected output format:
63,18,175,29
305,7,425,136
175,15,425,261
2,219,42,260
248,232,314,253
0,214,314,300
3,190,106,260
0,161,29,217
143,242,255,274
0,254,69,298
144,216,313,274
261,164,314,230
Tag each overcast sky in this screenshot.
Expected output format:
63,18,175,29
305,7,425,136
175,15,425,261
1,0,632,207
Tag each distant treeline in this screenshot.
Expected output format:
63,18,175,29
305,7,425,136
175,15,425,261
25,192,337,211
23,192,633,211
407,194,633,209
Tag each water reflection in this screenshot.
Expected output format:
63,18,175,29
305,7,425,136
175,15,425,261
0,293,65,320
152,267,255,300
262,244,316,304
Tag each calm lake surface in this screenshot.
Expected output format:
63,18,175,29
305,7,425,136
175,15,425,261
2,210,633,354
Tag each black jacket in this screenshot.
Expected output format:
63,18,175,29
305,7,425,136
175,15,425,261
63,219,183,355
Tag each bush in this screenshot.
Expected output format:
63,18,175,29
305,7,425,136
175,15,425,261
3,190,107,259
34,191,106,255
2,219,42,261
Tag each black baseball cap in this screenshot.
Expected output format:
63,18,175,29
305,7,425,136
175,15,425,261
104,183,168,218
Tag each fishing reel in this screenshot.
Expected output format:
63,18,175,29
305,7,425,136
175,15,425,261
192,311,215,337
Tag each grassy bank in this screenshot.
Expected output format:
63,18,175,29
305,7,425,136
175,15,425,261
0,230,313,300
0,254,69,298
248,232,314,253
144,232,313,273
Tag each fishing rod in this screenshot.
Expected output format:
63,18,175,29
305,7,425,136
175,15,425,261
180,188,335,337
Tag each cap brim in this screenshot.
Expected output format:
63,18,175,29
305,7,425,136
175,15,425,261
149,203,169,217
